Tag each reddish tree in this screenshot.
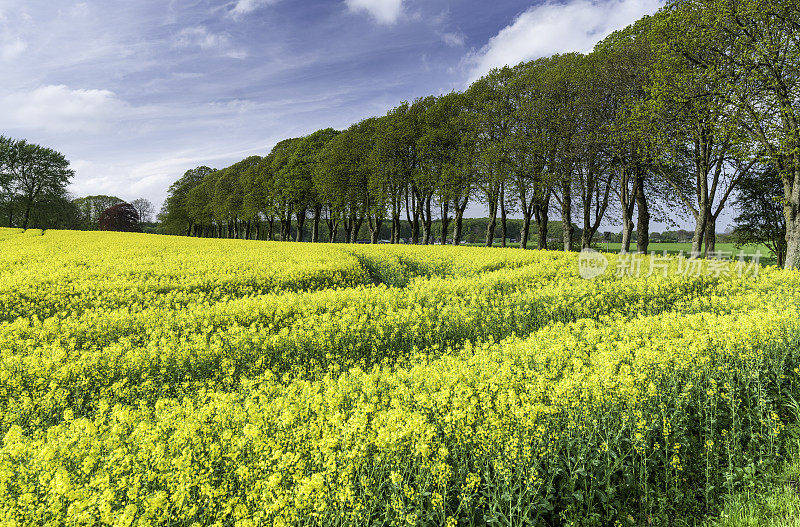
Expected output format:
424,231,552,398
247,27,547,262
98,202,142,232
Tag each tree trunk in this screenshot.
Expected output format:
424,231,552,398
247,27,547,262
691,206,707,257
534,201,549,250
499,183,507,248
312,206,321,243
703,215,716,257
635,177,650,254
328,220,338,243
422,196,433,245
520,213,531,250
618,165,637,254
485,197,498,247
440,201,450,245
621,217,634,254
452,207,464,246
786,213,800,269
368,217,382,244
537,217,548,251
295,210,306,242
391,198,401,244
561,179,573,251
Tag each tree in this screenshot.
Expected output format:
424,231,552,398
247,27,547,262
374,102,423,243
99,202,141,232
186,171,220,237
316,120,378,243
0,138,74,230
595,17,663,254
270,139,302,241
732,167,787,266
541,53,585,252
242,157,277,241
662,0,800,268
650,4,756,258
467,67,516,246
130,199,155,224
213,156,261,239
286,129,340,242
418,93,472,245
0,136,19,227
158,166,214,235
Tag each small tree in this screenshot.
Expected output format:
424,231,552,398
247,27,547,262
130,198,155,224
99,202,142,232
732,167,787,267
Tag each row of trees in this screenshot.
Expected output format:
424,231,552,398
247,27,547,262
74,195,155,227
159,0,800,269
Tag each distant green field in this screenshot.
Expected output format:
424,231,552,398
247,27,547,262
463,241,775,262
601,242,775,263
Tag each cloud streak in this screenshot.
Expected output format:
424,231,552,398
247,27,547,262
345,0,404,25
174,26,246,59
228,0,280,19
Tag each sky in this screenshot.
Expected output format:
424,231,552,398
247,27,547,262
0,0,682,227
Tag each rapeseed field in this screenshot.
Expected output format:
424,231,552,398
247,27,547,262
1,228,797,526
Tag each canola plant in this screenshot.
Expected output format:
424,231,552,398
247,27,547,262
0,228,798,526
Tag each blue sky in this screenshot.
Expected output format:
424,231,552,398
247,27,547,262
0,0,666,221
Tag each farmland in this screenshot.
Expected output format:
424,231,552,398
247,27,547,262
1,228,799,526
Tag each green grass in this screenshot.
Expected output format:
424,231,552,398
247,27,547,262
706,426,800,526
599,242,778,265
602,242,768,255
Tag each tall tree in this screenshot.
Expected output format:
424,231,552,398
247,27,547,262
99,202,141,232
595,17,661,254
271,139,302,241
374,102,423,243
2,139,74,230
467,67,515,246
651,5,756,257
158,166,214,236
661,0,800,267
0,136,18,227
316,121,377,243
286,128,340,243
418,93,471,245
507,58,569,250
242,156,278,241
74,195,124,229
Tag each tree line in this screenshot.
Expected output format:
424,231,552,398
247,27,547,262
154,0,798,269
0,133,165,231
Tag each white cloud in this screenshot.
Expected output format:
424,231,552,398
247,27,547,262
345,0,403,25
174,26,246,59
0,85,127,132
0,10,27,61
465,0,663,81
0,36,26,60
441,31,465,48
229,0,279,19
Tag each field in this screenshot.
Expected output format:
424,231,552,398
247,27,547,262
1,228,799,526
602,242,770,258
